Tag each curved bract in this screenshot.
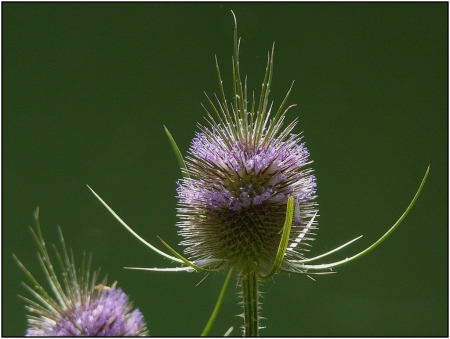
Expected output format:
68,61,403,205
88,164,428,276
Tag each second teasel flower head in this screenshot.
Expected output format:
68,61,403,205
14,209,148,336
176,21,318,275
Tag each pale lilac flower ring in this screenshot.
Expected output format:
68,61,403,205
15,212,148,337
29,288,146,337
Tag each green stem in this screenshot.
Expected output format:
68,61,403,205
241,269,260,336
201,269,233,336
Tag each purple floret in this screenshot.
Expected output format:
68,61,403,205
26,288,147,336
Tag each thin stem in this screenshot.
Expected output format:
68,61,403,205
240,269,260,336
201,269,233,336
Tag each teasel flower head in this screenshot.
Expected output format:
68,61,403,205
87,12,429,280
86,13,428,336
13,208,148,336
175,43,317,275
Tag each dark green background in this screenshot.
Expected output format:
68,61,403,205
3,3,447,336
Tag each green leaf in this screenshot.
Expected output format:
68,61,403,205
124,266,194,272
290,235,363,264
296,165,430,271
164,125,189,178
260,196,294,279
201,268,233,336
87,185,182,263
278,268,336,276
157,236,220,273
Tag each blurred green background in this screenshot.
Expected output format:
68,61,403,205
3,3,447,336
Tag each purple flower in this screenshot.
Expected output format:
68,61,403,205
175,35,318,274
14,209,148,336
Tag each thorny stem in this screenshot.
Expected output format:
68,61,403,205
240,268,260,336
